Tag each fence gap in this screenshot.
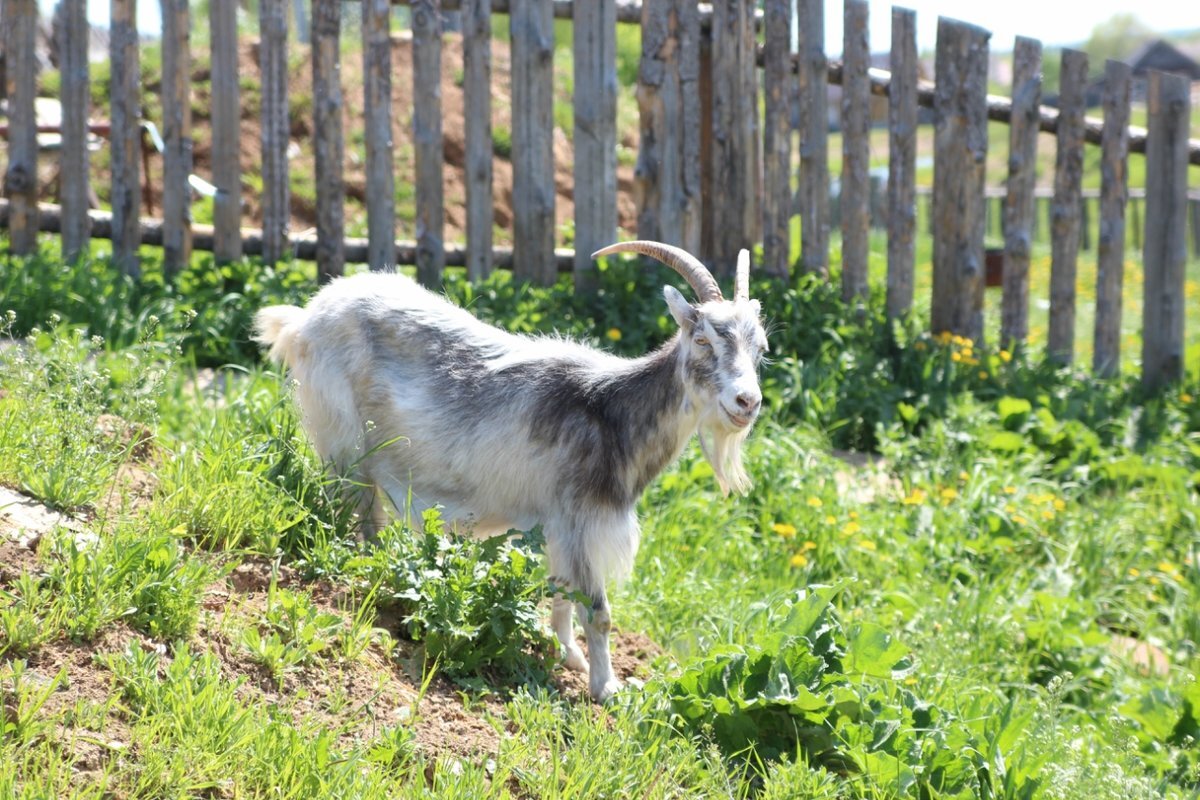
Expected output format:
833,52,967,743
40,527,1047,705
1093,59,1131,378
312,0,345,282
413,0,444,285
510,0,556,286
840,0,869,301
1047,49,1087,363
572,0,617,291
1000,36,1041,349
796,0,829,277
761,0,792,279
886,6,917,319
709,0,758,275
930,17,989,343
59,0,90,261
259,0,290,265
110,0,141,275
1141,70,1191,389
363,0,395,270
4,0,38,255
160,0,192,275
463,0,493,281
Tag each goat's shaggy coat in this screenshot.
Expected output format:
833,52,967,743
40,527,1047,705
255,247,767,701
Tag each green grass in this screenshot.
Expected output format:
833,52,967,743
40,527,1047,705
1,242,1199,797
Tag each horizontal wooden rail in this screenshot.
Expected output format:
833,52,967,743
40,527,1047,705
0,199,578,273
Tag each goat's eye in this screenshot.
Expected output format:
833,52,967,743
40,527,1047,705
693,336,710,347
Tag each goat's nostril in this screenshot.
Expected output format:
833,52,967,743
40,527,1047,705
735,392,760,412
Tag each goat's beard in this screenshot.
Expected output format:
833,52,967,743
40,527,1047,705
697,414,753,496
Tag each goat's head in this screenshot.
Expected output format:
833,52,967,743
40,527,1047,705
593,241,768,496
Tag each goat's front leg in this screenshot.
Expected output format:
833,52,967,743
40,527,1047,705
578,588,619,702
551,593,589,674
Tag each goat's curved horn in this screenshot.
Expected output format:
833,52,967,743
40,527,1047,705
734,249,750,302
592,241,723,303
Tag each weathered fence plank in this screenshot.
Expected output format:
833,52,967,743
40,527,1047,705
4,0,38,255
761,0,791,278
636,0,701,252
797,0,829,276
414,0,444,285
931,17,989,342
1047,49,1088,363
510,0,556,285
1093,60,1131,377
463,0,493,280
574,0,617,290
364,0,395,270
709,0,758,275
1000,36,1041,348
259,0,290,264
840,0,869,301
160,0,192,274
312,0,344,282
1142,70,1191,389
110,0,140,275
210,0,242,262
59,0,90,261
886,6,916,319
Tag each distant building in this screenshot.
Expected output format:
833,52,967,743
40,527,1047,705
1057,39,1200,108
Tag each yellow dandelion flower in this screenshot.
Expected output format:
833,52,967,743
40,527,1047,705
951,351,963,363
1041,510,1054,520
849,511,859,520
1128,567,1141,578
1011,514,1028,525
902,488,927,505
1003,486,1017,495
914,341,927,351
1004,503,1016,514
800,540,817,552
772,522,798,539
1149,575,1161,586
857,539,877,551
1182,393,1194,404
807,497,823,508
958,471,970,481
824,515,838,525
939,487,958,503
999,349,1012,363
978,371,989,380
606,328,622,341
790,552,809,568
1053,499,1066,512
841,520,862,536
904,676,918,686
936,331,953,345
1157,560,1181,577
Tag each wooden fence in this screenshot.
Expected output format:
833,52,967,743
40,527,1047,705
1,0,1199,386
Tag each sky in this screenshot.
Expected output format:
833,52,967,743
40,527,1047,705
36,0,1196,54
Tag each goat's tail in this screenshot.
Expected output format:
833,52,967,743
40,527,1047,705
254,305,308,368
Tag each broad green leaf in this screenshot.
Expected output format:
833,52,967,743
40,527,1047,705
844,623,910,679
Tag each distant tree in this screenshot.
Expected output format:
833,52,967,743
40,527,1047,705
1084,13,1155,65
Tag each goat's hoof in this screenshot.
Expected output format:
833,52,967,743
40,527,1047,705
590,677,622,704
563,646,589,674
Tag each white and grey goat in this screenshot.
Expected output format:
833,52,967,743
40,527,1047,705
254,241,768,701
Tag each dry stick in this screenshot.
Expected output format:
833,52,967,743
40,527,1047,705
364,0,395,271
840,0,870,302
462,0,493,281
1047,49,1087,365
59,0,90,261
886,6,917,319
1000,36,1041,350
413,0,444,286
1141,71,1191,390
1093,60,1132,378
161,0,192,275
572,0,617,292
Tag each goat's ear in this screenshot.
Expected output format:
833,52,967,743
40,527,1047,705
748,299,761,318
663,285,698,329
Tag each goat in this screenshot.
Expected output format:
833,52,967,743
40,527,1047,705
254,241,768,701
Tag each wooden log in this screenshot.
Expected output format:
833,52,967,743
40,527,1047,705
462,0,493,280
840,0,869,301
259,0,290,264
413,0,444,285
761,0,791,278
1141,70,1190,390
796,0,828,276
58,0,90,261
3,0,38,255
312,0,345,282
635,0,700,252
110,0,140,276
1093,60,1131,378
1000,36,1041,349
1047,49,1087,364
709,0,759,275
210,0,242,261
363,0,395,270
930,17,989,343
160,0,192,275
886,6,917,319
509,0,556,285
573,0,617,291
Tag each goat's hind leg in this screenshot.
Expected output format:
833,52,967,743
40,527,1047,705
550,592,589,674
576,586,618,702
